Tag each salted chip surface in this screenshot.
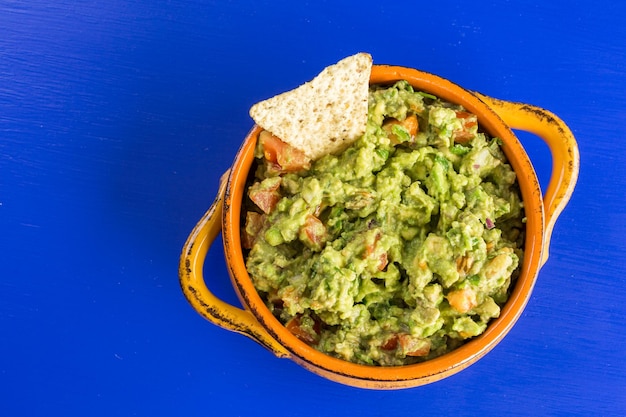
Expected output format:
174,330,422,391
249,53,372,160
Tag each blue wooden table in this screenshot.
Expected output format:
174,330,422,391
2,1,625,415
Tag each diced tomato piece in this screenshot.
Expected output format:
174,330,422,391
259,130,280,164
453,111,478,144
447,288,478,313
382,334,431,357
277,146,311,172
242,211,266,249
285,315,320,345
259,131,311,173
248,178,282,214
454,131,474,143
381,334,399,351
250,189,280,214
382,114,419,144
455,111,473,120
299,215,327,251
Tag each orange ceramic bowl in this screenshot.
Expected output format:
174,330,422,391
179,64,579,389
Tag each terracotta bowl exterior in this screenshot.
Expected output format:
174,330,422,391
180,64,579,389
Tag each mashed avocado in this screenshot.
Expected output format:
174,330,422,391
243,81,525,366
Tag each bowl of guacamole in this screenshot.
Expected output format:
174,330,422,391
180,62,579,389
243,79,525,366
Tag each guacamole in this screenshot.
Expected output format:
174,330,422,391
243,81,525,366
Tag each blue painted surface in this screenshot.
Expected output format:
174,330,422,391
1,1,625,415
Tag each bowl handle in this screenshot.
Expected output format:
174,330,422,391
179,170,290,358
476,94,580,266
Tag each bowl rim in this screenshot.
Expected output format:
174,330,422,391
222,64,545,385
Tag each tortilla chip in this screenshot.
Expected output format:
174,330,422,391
249,53,372,160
